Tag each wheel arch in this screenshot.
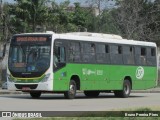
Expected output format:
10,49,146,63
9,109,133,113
124,76,132,89
70,75,80,90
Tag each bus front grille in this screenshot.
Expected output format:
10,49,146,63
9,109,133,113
15,84,38,89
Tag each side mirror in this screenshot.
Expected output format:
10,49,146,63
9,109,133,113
0,44,6,60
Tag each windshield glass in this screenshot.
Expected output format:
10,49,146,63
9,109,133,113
8,35,51,77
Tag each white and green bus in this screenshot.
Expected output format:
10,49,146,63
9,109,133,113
7,32,157,99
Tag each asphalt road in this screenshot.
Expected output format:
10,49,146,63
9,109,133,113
0,93,160,111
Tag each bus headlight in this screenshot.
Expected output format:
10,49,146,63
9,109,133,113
41,74,50,82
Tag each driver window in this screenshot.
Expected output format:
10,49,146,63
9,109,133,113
54,46,66,69
60,47,65,62
54,46,66,63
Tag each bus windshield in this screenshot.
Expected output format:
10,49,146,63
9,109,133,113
8,35,51,77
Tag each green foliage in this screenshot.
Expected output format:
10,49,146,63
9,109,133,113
97,9,122,34
72,2,86,26
112,0,160,44
9,0,49,32
1,0,160,45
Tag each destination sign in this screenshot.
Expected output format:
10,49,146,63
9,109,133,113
16,37,47,42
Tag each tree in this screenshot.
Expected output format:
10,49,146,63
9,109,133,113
72,2,87,31
0,2,10,41
98,9,122,34
112,0,160,44
84,0,105,14
11,0,49,32
47,0,78,33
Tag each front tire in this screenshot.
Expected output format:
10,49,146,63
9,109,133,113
30,91,41,98
114,80,131,98
64,80,77,99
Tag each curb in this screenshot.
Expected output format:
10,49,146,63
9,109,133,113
0,90,23,94
132,90,160,93
0,88,160,95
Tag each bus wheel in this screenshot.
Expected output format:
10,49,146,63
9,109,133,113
114,80,131,98
84,91,100,98
30,91,41,98
64,80,77,99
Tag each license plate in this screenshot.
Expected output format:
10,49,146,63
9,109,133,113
22,87,30,90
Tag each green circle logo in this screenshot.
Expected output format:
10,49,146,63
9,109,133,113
136,66,144,79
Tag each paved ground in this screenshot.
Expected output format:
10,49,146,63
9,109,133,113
0,93,160,111
132,87,160,93
0,87,160,94
0,89,160,119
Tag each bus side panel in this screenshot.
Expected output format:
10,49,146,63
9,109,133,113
131,66,157,90
61,64,97,90
143,67,157,89
53,67,69,91
108,65,146,90
53,64,157,91
108,65,157,90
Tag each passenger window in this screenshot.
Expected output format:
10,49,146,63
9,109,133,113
141,48,146,56
118,46,122,54
147,47,156,66
68,42,81,62
91,43,96,55
96,44,105,53
110,45,123,64
123,46,135,65
140,47,146,65
96,44,110,63
151,48,155,56
105,45,109,53
81,42,96,63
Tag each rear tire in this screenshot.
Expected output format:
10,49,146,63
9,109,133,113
84,91,100,98
30,91,41,98
64,80,77,99
114,80,131,98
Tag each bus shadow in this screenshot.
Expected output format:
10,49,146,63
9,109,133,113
1,93,147,100
75,94,146,99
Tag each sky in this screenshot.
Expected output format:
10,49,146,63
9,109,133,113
4,0,15,3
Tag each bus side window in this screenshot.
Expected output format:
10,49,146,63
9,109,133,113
53,45,66,72
140,47,146,65
118,46,122,54
91,43,95,55
151,48,156,56
128,46,135,64
68,42,81,62
105,45,109,53
123,46,135,65
96,44,105,63
81,42,96,63
96,44,110,64
147,47,156,66
110,45,123,64
56,46,66,63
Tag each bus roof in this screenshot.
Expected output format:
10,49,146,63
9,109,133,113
58,32,156,47
64,32,123,39
13,32,156,47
